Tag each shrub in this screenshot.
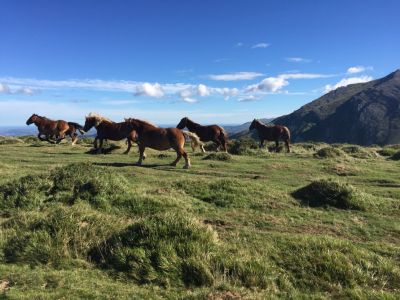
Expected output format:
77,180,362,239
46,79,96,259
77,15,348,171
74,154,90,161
228,138,259,155
0,137,25,145
0,175,51,210
3,203,126,266
314,147,346,159
292,179,367,210
341,145,376,159
202,152,232,161
377,148,397,157
390,150,400,161
89,212,218,287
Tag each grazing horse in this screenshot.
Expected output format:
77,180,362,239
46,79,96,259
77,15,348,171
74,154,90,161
249,119,291,152
176,117,227,152
125,118,202,168
26,114,84,145
82,113,140,154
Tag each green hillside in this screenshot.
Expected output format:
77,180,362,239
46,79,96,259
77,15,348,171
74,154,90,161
0,136,399,299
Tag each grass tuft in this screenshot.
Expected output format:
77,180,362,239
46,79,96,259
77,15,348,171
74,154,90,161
314,147,346,158
203,152,232,161
292,179,367,210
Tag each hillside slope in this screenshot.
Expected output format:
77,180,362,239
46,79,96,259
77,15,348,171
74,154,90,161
274,69,400,145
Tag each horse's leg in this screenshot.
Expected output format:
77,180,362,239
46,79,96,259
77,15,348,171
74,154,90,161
201,144,206,153
182,150,190,169
259,139,264,149
285,139,291,153
56,131,66,144
37,133,46,141
71,132,78,145
124,138,132,154
275,140,280,152
136,145,145,165
170,149,182,167
97,139,103,154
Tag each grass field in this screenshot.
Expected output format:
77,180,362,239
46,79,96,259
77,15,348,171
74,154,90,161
0,136,399,299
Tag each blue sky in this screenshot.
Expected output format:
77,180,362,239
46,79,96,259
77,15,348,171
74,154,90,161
0,0,399,125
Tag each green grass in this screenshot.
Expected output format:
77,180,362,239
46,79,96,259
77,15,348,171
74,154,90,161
0,137,399,299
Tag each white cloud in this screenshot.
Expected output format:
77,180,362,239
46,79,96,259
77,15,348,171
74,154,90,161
347,66,373,74
134,83,164,98
181,97,198,103
235,42,243,47
238,95,261,102
286,57,312,63
246,77,289,93
212,87,239,100
324,76,373,93
207,72,263,81
197,84,210,96
17,87,38,95
0,83,10,94
251,43,270,49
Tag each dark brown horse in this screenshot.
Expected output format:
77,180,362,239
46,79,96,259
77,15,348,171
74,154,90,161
249,119,291,152
176,117,227,152
26,114,84,145
82,113,140,154
125,118,201,168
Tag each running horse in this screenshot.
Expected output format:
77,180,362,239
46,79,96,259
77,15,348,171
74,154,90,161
125,118,202,168
249,119,291,152
176,117,227,152
26,114,84,145
82,113,140,154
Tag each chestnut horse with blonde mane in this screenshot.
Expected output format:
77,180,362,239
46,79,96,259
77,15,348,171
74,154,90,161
249,119,291,152
82,113,140,154
125,118,202,168
176,117,227,152
26,113,84,144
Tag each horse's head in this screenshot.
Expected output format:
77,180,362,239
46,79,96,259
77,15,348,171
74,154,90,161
83,116,98,132
26,113,38,125
249,119,258,130
176,117,188,129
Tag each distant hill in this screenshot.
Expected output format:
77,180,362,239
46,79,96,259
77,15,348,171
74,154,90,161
225,118,274,139
273,69,400,145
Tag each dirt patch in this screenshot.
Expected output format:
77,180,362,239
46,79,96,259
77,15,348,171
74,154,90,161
0,280,10,292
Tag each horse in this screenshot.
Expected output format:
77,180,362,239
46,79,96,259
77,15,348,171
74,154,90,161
82,113,140,154
26,114,84,145
176,117,227,152
125,118,202,168
249,119,291,152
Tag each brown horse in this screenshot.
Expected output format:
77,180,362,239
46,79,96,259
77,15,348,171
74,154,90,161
26,114,84,145
249,119,291,152
176,117,227,152
82,113,140,154
125,118,202,168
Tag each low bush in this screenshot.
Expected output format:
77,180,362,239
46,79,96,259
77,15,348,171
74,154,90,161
202,152,232,161
314,147,346,158
292,179,367,210
228,138,259,155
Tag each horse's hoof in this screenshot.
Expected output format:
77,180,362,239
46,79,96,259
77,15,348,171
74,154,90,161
170,163,177,167
183,164,190,169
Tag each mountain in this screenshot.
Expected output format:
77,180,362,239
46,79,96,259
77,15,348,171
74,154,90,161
225,118,274,139
273,69,400,145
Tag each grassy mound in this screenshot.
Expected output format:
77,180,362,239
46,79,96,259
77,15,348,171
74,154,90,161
0,163,130,210
202,152,232,161
0,137,25,145
175,179,271,208
273,236,400,292
90,212,218,287
228,138,259,155
292,179,367,210
341,145,376,159
377,147,397,157
3,203,126,267
390,150,400,161
314,147,346,158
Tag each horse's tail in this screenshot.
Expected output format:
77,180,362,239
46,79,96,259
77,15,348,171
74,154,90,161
182,131,203,152
219,128,228,152
282,126,291,152
282,126,291,141
68,122,85,135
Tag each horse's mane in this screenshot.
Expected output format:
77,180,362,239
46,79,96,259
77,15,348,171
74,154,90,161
35,114,55,122
87,112,114,124
128,118,158,128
